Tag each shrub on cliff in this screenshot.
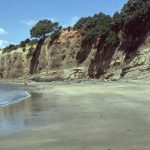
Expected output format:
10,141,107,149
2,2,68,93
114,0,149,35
106,31,118,45
113,0,150,27
20,38,30,47
73,17,91,30
74,13,118,45
30,19,62,39
29,39,39,45
2,44,19,53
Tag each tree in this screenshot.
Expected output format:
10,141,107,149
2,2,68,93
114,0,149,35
73,17,92,30
20,38,30,47
73,12,118,45
74,13,112,39
113,0,150,26
30,19,61,39
113,11,122,24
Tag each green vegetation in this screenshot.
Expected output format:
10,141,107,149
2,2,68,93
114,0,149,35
106,31,118,45
73,0,150,45
2,44,19,53
2,0,150,52
74,13,118,45
30,19,62,39
20,38,30,47
29,39,39,45
2,38,39,53
20,38,39,47
113,0,150,27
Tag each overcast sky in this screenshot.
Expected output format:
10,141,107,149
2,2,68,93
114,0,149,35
0,0,128,48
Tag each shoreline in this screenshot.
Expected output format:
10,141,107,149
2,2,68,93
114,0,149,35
0,80,150,149
0,92,31,107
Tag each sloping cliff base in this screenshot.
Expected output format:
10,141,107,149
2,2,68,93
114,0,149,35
1,28,150,82
1,81,150,150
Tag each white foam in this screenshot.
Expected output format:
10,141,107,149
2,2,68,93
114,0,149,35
0,91,31,106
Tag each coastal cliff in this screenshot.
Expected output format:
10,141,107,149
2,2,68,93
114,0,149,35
0,0,150,81
0,27,150,81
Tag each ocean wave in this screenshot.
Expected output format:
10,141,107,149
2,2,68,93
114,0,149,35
0,91,31,106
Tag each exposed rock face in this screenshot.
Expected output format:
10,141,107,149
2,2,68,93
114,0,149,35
0,47,32,78
34,30,83,74
122,31,150,80
1,27,150,80
0,30,90,79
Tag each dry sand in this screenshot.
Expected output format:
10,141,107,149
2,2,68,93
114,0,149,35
0,80,150,150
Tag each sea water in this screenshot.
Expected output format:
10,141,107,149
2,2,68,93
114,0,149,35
0,84,31,106
0,84,32,133
0,84,52,134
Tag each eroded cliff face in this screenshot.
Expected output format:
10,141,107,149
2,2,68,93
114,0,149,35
103,20,150,80
0,46,33,78
1,26,150,80
0,30,91,79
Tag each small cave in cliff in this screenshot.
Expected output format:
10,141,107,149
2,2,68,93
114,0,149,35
30,39,44,74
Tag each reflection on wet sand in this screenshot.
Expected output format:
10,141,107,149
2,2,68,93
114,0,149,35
0,92,55,133
0,98,31,117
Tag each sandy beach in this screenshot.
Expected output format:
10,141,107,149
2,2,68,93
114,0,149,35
0,80,150,150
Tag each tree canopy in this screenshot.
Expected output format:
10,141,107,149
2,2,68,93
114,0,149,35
30,19,62,39
20,38,30,47
113,0,150,27
74,13,118,45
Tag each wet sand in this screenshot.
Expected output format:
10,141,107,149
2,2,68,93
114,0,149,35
0,81,150,150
